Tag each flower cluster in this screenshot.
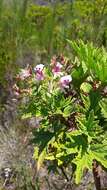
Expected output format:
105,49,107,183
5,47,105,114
13,55,72,97
50,55,72,87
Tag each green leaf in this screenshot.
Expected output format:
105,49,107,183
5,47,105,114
99,99,107,119
71,65,86,87
91,142,107,168
76,110,99,142
66,147,78,155
91,143,107,155
22,113,32,119
80,82,92,93
73,151,92,184
91,151,107,168
63,105,72,117
33,146,39,159
45,154,55,161
37,148,46,171
57,159,63,166
81,94,90,113
67,130,82,137
69,40,107,82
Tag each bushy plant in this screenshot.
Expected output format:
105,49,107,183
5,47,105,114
14,40,107,189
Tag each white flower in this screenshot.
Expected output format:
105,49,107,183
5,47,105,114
34,64,45,81
60,75,72,88
34,64,44,72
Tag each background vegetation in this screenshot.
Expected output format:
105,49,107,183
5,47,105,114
1,0,107,87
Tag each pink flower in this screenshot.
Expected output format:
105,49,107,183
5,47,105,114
60,75,72,88
52,62,63,77
34,64,44,81
17,67,32,80
36,71,44,80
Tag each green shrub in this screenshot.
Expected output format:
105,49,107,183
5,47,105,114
15,40,107,188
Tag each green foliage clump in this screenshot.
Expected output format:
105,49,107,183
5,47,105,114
27,4,52,25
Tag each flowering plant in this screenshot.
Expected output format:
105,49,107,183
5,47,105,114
14,41,107,189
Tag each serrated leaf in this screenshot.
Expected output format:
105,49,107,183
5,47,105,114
91,151,107,168
76,110,98,140
91,143,107,155
90,142,107,168
81,94,90,112
73,152,92,184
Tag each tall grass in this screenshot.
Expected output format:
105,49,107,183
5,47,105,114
0,0,107,87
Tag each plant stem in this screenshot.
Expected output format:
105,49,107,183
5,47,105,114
60,166,69,182
92,160,101,190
